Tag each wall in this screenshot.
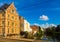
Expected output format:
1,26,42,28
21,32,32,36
24,20,32,32
5,3,20,36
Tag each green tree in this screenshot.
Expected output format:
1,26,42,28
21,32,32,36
45,26,56,42
20,31,28,38
56,25,60,42
34,26,43,40
51,26,56,42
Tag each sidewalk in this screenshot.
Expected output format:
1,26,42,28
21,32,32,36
3,37,44,42
3,37,35,42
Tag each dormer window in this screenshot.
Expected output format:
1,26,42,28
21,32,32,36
12,9,14,13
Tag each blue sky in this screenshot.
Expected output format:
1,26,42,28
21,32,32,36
0,0,60,27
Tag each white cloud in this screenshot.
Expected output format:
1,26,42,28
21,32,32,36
33,23,40,26
50,24,57,27
40,23,56,28
33,23,56,28
39,15,49,21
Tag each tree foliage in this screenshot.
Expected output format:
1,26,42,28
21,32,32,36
56,25,60,40
45,25,60,41
34,26,43,40
45,26,56,41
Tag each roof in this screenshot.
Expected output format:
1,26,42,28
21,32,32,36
31,25,39,30
0,3,10,13
0,3,10,11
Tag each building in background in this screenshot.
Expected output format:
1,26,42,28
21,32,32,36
0,3,20,37
30,25,39,34
24,20,32,32
19,16,24,32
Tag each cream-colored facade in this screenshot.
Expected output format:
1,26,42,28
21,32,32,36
0,3,20,37
24,20,32,32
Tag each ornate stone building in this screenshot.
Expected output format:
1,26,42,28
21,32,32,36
0,3,20,37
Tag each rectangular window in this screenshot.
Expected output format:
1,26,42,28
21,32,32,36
2,28,5,36
2,21,4,26
12,16,14,19
12,28,14,33
8,28,9,33
8,22,9,26
12,22,14,26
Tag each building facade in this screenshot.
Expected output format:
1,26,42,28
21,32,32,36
24,20,32,32
0,2,34,37
0,3,20,37
30,25,39,34
19,16,24,32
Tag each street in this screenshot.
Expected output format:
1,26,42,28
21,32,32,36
0,38,31,42
0,38,56,42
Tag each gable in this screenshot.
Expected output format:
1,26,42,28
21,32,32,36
6,3,17,14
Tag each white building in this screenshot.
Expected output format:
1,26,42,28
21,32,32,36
24,20,32,32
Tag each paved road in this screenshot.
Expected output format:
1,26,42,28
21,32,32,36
0,38,43,42
0,38,56,42
0,38,31,42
